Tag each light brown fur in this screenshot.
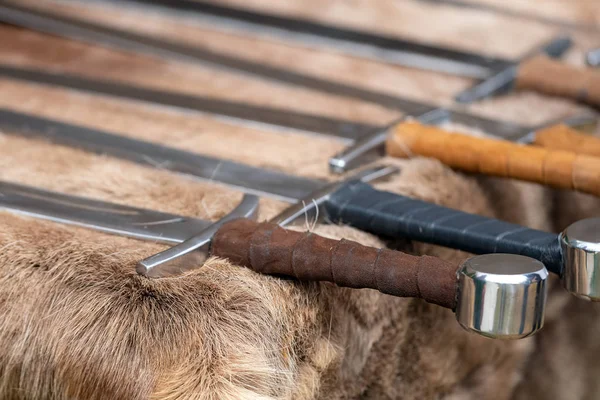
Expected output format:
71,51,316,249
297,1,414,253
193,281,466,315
0,0,599,398
0,159,537,400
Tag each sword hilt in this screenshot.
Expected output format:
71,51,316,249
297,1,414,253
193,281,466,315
211,219,548,339
455,35,572,103
387,121,600,198
137,194,260,278
516,55,600,108
326,181,600,301
328,106,596,176
328,109,450,174
326,181,563,272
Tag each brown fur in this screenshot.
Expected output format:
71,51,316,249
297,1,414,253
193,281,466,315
0,159,536,400
0,0,599,399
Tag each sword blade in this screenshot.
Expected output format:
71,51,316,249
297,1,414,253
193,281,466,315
0,109,326,203
0,64,376,142
0,63,531,142
103,0,512,78
0,1,436,114
0,181,212,243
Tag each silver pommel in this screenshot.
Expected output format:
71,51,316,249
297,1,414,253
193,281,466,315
456,254,548,339
560,218,600,301
586,48,600,67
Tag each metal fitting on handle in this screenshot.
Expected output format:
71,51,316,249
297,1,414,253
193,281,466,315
328,108,450,174
456,254,548,339
560,218,600,300
586,48,600,67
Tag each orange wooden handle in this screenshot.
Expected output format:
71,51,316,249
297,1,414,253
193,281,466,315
387,121,600,197
534,124,600,157
517,55,600,108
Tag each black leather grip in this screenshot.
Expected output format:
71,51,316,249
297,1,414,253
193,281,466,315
326,181,563,275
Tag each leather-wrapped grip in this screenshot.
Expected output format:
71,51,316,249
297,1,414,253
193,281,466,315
387,121,600,197
535,124,600,157
211,219,459,309
325,181,563,275
517,55,600,108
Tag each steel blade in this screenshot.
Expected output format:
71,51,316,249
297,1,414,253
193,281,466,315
0,63,533,143
0,108,326,203
0,181,213,243
0,1,437,113
0,64,376,142
101,0,512,78
0,1,572,108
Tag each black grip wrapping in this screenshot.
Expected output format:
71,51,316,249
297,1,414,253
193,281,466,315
326,181,563,275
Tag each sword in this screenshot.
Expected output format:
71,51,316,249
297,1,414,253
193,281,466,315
1,109,598,302
42,0,598,107
0,64,595,165
0,2,578,108
0,181,549,339
90,0,531,79
113,0,597,107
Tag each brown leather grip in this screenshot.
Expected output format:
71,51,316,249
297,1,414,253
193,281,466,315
387,121,600,197
517,55,600,108
211,219,459,309
534,124,600,157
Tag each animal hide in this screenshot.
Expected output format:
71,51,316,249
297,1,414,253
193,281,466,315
0,0,599,399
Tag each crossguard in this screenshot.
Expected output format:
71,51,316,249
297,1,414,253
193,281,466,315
137,165,399,277
271,165,399,226
328,109,450,174
455,35,572,103
136,194,259,278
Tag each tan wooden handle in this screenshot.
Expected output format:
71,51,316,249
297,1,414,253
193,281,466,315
387,121,600,197
517,55,600,107
535,124,600,157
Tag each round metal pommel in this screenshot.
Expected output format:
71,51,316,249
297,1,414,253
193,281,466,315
560,218,600,301
456,254,548,339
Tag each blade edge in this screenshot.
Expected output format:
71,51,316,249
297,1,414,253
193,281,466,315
0,181,212,243
0,108,326,203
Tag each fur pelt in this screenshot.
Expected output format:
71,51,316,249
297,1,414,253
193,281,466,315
0,0,599,399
